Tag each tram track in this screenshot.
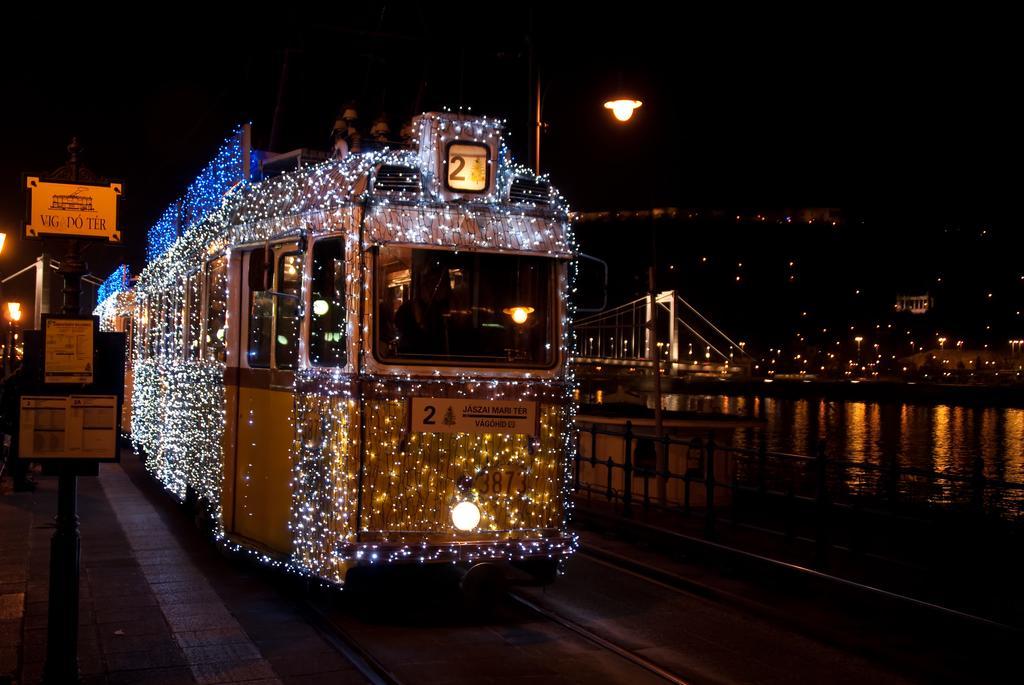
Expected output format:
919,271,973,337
302,599,406,685
563,542,1019,684
298,532,1018,685
303,578,696,685
506,590,693,685
576,520,1019,632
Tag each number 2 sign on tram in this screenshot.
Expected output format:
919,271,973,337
445,141,489,192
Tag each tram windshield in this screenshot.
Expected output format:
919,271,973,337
375,246,556,367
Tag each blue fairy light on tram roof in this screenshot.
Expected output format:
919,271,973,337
97,264,130,303
145,126,253,263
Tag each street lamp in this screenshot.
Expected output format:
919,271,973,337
4,300,22,375
0,231,7,255
604,98,643,122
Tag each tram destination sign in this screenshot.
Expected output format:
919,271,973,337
25,177,122,242
410,398,537,436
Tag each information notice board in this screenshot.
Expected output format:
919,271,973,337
18,395,119,460
44,316,95,384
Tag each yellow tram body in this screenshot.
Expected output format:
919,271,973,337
101,113,577,584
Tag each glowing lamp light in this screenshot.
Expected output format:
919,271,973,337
312,299,330,317
604,99,643,122
503,306,535,325
6,302,22,322
451,500,481,531
0,232,6,255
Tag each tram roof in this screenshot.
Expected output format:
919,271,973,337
135,115,573,290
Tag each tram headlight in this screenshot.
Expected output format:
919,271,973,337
451,500,481,531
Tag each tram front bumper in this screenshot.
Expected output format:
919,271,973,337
338,532,577,567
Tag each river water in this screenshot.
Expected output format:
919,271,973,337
661,394,1024,488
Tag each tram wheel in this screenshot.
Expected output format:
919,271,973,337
193,497,216,537
512,558,560,585
460,562,507,614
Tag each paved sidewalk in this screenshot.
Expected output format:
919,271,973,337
1,454,365,685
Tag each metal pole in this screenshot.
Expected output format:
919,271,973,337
622,421,634,519
35,252,51,329
534,70,542,175
44,473,80,684
44,141,89,685
649,266,666,505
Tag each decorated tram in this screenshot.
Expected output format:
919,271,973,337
96,112,577,585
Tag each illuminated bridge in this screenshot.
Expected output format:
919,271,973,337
573,290,753,378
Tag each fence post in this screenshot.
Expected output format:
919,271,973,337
971,454,985,515
590,423,598,472
758,439,767,495
623,421,634,519
814,439,829,560
731,470,740,527
684,438,696,516
850,500,864,559
784,485,795,543
704,434,716,538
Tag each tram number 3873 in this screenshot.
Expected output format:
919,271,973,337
474,469,528,497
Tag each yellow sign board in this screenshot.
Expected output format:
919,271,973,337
445,142,489,192
410,398,537,435
25,177,122,242
19,395,119,460
44,317,95,384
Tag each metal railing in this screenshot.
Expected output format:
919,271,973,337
573,419,1024,559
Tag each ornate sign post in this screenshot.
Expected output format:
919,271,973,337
21,139,125,685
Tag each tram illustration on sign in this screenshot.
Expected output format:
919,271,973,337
49,187,96,212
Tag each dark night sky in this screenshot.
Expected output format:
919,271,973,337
0,7,1018,350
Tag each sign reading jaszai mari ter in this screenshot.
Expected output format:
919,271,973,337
25,177,122,242
410,398,537,435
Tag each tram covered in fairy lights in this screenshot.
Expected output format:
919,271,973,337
95,111,578,585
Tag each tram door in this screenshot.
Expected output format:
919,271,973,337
231,243,302,553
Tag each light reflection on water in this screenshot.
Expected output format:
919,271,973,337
660,393,1024,488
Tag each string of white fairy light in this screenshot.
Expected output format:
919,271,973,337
97,111,579,582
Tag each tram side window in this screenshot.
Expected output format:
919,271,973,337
120,316,134,370
140,301,151,359
174,281,186,360
247,250,273,368
152,295,164,359
163,293,174,358
206,256,228,363
275,253,302,370
146,300,155,359
309,238,346,366
185,271,203,361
